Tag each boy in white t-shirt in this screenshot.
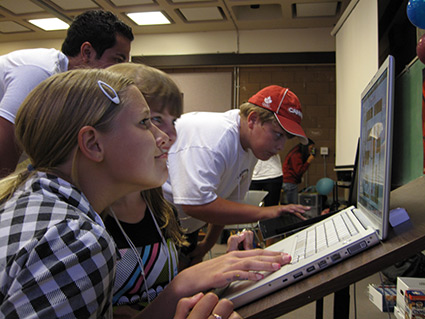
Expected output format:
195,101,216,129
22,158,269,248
163,85,311,267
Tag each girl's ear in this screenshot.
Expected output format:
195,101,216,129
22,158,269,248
247,110,259,129
78,126,104,162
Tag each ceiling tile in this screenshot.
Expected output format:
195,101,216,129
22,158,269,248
232,4,282,21
0,21,31,32
0,0,44,14
170,0,213,3
295,2,339,18
179,6,223,21
50,0,98,11
110,0,155,6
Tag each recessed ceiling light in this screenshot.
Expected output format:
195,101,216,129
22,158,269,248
28,18,69,31
126,12,171,25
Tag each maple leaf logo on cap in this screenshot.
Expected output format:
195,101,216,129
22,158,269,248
262,96,272,108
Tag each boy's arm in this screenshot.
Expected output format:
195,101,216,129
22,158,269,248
0,118,21,177
0,65,53,177
182,197,309,225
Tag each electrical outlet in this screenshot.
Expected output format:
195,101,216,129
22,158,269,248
320,147,329,155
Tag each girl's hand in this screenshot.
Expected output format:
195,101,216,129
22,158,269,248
226,230,254,253
174,293,241,319
174,249,291,296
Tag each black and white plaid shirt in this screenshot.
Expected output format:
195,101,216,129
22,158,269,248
0,172,116,318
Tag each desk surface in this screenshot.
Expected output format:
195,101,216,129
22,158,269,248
237,176,425,319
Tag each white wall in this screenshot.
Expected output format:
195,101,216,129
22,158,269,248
0,27,335,56
0,39,63,54
238,28,335,53
130,28,335,55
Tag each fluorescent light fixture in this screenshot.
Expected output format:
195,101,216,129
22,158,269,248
127,12,171,25
28,18,69,30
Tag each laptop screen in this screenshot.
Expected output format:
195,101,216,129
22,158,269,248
357,55,395,240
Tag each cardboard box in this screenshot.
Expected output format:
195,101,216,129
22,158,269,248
397,277,425,311
368,284,396,312
405,290,425,319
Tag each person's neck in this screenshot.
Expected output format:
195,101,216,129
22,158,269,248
239,116,250,151
111,191,147,224
66,55,85,70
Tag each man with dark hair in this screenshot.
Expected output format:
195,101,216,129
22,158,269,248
61,10,133,59
0,10,133,177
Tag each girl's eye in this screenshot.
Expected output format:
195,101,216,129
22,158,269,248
151,116,162,125
140,118,152,128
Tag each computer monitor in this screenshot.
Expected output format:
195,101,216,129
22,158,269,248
258,56,395,241
357,54,395,240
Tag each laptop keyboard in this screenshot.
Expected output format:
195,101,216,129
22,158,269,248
291,210,359,264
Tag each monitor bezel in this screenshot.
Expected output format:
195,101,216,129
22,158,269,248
357,55,395,241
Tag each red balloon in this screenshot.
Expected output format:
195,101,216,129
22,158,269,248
417,34,425,64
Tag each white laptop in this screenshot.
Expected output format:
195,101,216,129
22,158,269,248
220,55,395,308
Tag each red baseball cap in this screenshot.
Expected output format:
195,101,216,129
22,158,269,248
248,85,308,145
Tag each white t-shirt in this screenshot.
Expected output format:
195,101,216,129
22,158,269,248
0,48,68,124
163,109,258,232
252,154,283,181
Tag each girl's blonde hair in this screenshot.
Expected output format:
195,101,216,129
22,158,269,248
108,63,183,117
107,63,187,247
0,69,134,203
143,188,187,247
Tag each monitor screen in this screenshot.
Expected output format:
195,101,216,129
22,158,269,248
357,55,395,240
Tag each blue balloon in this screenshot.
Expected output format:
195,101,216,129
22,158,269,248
316,177,334,195
407,0,425,29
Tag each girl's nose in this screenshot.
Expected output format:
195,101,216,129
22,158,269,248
152,124,171,149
